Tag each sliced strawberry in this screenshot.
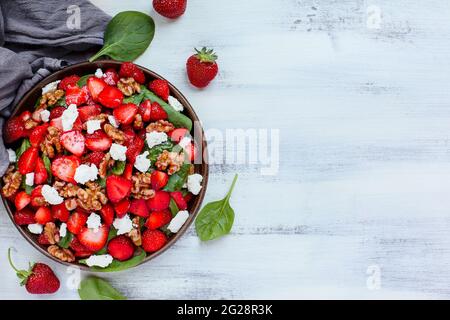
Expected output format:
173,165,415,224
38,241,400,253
87,77,107,101
129,199,150,218
125,136,144,163
72,117,84,131
34,157,48,185
4,117,26,143
51,155,80,183
13,208,36,225
114,199,130,218
146,191,170,211
60,130,85,156
82,151,105,167
119,62,146,84
142,229,167,253
107,235,135,261
35,206,52,224
49,106,66,119
51,203,70,222
170,128,190,143
18,146,39,175
77,225,109,252
65,85,88,106
67,210,88,235
82,85,95,106
14,192,31,211
148,79,169,101
103,68,119,86
122,126,136,145
145,210,172,230
106,175,132,203
184,192,193,204
49,116,63,131
113,103,138,125
70,236,92,257
59,75,80,91
99,203,115,226
85,131,112,152
170,191,188,210
19,111,32,122
97,86,123,108
78,104,102,122
150,102,168,121
123,163,133,180
30,186,45,207
184,142,198,162
29,124,49,147
138,100,152,122
151,171,168,191
38,233,51,245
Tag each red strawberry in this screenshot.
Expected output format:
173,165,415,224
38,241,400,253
129,199,150,218
119,62,146,84
99,203,115,226
49,106,66,119
38,233,51,245
123,163,133,180
51,203,70,222
150,102,168,121
30,186,45,207
142,229,167,252
170,191,187,210
151,171,168,191
60,130,85,156
114,199,130,218
125,136,144,163
107,235,135,261
49,116,63,131
153,0,187,19
71,117,84,132
146,191,170,211
51,155,80,183
59,75,80,91
122,126,136,145
65,85,88,106
184,142,198,162
85,131,112,152
138,100,152,122
184,192,193,203
4,117,26,143
29,124,49,147
82,151,105,167
15,191,31,211
77,225,109,252
113,103,138,125
106,175,132,203
87,77,107,101
8,249,60,294
34,157,48,185
103,68,119,86
97,86,123,108
13,208,35,225
18,146,39,175
148,79,169,101
35,206,52,224
170,128,190,143
19,111,32,122
145,210,172,230
78,104,101,122
186,47,219,88
69,237,92,256
67,210,88,235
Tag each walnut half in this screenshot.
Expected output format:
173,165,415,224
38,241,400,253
48,245,75,263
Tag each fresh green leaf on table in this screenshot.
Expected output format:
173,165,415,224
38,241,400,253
78,277,126,300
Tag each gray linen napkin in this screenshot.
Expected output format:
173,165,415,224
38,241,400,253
0,0,110,175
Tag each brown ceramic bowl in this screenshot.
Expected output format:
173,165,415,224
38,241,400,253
2,60,208,271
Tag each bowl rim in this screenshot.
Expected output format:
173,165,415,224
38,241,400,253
2,60,209,271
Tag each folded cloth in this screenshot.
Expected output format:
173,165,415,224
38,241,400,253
0,0,110,175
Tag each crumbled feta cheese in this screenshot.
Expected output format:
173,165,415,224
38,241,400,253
108,115,119,128
28,223,43,235
178,136,192,149
86,120,101,134
167,210,189,233
40,109,50,123
42,80,61,95
7,149,16,163
61,104,79,131
187,174,203,195
168,96,184,112
109,143,127,161
134,151,151,173
85,254,113,268
113,214,133,235
95,68,104,78
41,185,64,205
25,173,34,186
59,223,67,238
87,213,102,232
146,132,167,149
74,164,98,184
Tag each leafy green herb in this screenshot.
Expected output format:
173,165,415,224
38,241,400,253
147,141,174,163
42,155,52,182
89,11,155,62
15,139,31,160
111,161,126,175
21,178,33,195
58,232,73,249
78,277,126,300
169,198,179,216
195,174,238,241
97,177,106,188
123,91,146,105
81,250,146,272
77,74,94,88
164,164,191,192
34,97,42,109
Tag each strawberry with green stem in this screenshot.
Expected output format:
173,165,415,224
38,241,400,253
186,47,219,88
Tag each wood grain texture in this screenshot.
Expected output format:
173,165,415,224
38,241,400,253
1,0,450,299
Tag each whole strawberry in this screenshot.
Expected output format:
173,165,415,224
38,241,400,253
153,0,187,19
8,248,60,294
186,47,219,88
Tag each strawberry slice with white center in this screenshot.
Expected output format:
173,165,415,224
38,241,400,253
85,131,112,152
14,191,31,211
34,157,48,185
97,85,123,108
60,130,85,157
51,155,81,183
78,104,102,122
65,85,88,106
77,225,109,252
18,146,39,175
106,175,132,203
113,103,138,125
87,77,107,102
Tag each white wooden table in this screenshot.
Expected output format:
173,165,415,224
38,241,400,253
1,0,450,299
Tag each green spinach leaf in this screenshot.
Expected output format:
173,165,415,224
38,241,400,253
15,139,31,160
82,250,146,273
123,91,146,105
77,74,94,88
42,155,52,182
78,277,126,300
169,198,179,216
147,141,174,163
111,161,126,176
97,177,106,188
58,232,73,249
21,178,33,195
164,164,191,192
